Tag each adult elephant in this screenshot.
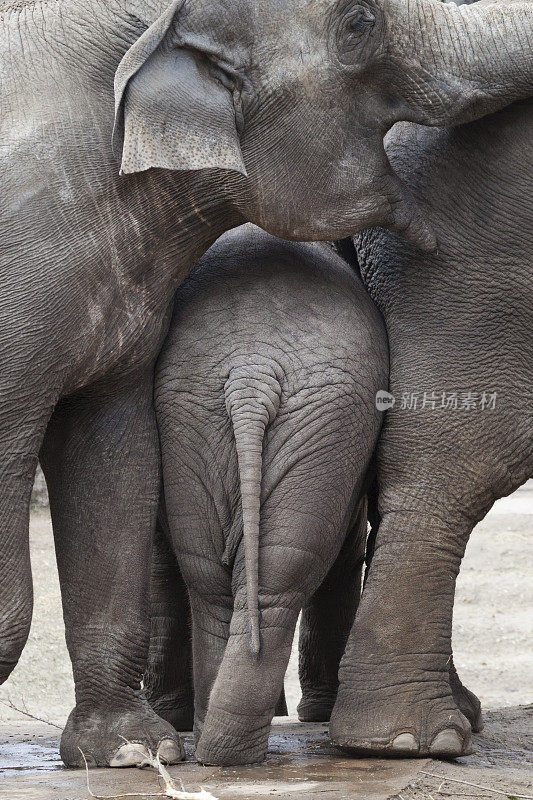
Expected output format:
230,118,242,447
1,0,532,769
330,97,533,758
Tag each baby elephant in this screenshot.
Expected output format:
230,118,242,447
152,226,388,765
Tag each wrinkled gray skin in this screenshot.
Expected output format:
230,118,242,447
2,0,533,769
329,97,533,759
150,226,387,765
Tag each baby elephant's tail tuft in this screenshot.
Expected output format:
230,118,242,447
224,362,282,659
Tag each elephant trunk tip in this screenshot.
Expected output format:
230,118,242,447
224,362,282,663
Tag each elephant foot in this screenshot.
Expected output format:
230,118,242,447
449,666,483,733
146,689,195,731
195,705,270,765
297,688,337,722
329,681,473,759
60,698,185,767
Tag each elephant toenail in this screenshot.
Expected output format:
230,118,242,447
109,742,151,767
429,729,463,756
157,737,185,763
391,733,419,753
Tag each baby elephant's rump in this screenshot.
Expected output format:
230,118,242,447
154,225,388,765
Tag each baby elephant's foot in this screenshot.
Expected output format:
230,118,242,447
60,698,185,767
146,690,195,732
297,688,337,722
329,681,473,759
195,705,271,765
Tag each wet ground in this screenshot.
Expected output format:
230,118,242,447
0,482,531,798
0,720,430,799
1,708,531,800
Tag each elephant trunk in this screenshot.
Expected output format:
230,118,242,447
391,0,533,127
224,363,282,659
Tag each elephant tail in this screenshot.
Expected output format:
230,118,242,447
224,363,282,659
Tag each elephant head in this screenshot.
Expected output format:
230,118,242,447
114,0,533,247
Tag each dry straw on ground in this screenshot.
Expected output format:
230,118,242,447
79,744,218,800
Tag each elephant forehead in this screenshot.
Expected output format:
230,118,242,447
250,0,332,44
185,0,334,70
196,0,333,32
253,1,333,74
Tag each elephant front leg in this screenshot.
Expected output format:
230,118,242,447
40,384,184,768
365,497,482,734
144,508,194,732
0,392,56,684
297,500,366,722
330,509,473,758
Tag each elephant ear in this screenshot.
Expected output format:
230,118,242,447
113,0,247,176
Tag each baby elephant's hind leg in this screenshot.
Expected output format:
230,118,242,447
297,500,367,722
195,491,358,765
195,583,299,765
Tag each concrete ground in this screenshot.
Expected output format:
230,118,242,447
0,482,531,798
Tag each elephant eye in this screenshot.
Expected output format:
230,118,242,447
346,7,375,36
333,0,378,67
